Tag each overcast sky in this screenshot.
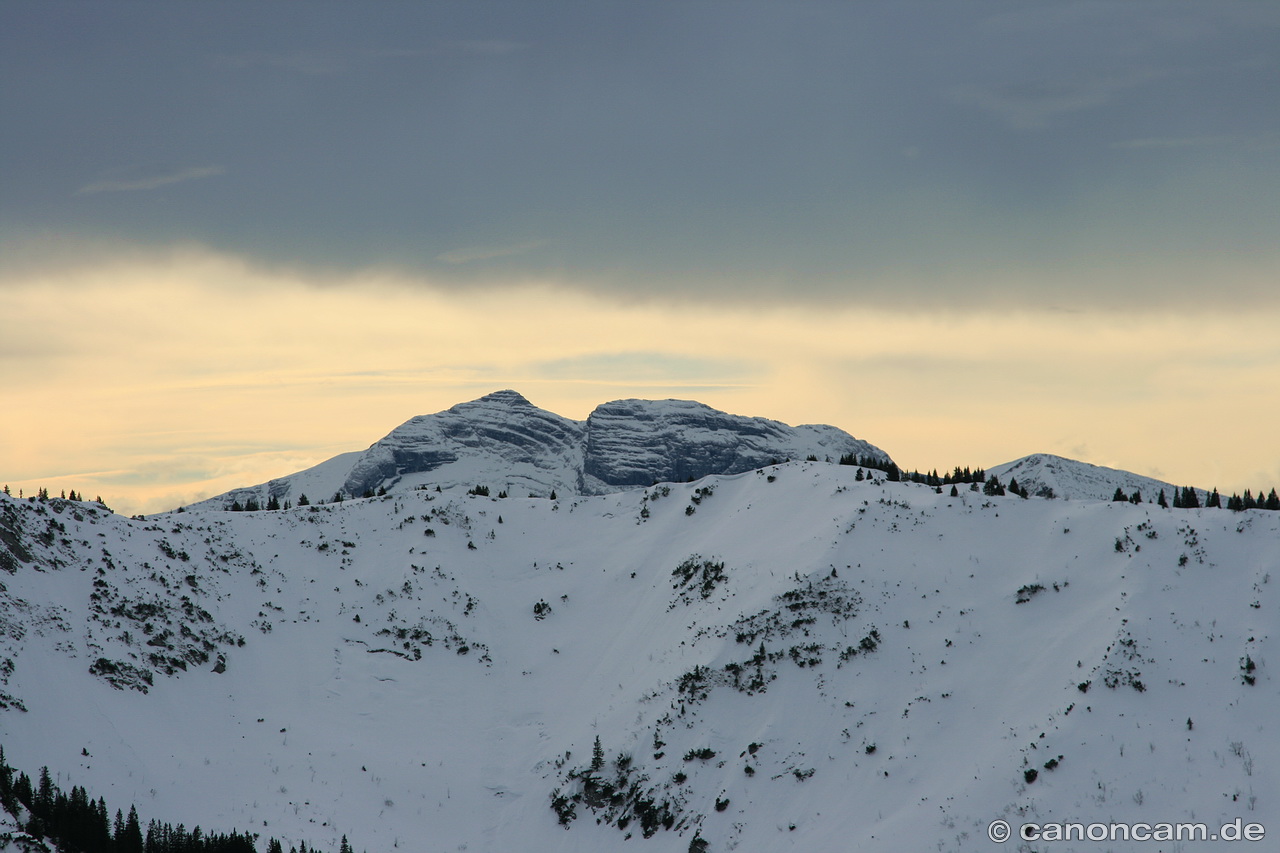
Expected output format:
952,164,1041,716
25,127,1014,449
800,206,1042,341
2,1,1278,513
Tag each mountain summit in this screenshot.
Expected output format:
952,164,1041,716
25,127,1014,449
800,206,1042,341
195,391,892,510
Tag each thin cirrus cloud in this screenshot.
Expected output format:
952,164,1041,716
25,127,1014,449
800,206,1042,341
75,166,226,196
1111,132,1280,151
947,68,1168,130
217,41,528,74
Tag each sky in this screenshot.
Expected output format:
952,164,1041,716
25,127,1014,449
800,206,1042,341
2,0,1278,515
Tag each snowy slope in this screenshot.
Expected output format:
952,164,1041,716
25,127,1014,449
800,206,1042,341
990,452,1203,504
187,391,891,512
2,464,1277,853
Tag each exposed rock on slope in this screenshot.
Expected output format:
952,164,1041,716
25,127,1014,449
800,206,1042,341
579,397,883,491
339,390,586,500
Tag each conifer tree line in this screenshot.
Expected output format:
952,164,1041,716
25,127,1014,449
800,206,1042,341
0,747,358,853
836,456,988,488
2,486,105,505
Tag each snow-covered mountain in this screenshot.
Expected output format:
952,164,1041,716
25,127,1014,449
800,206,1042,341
3,458,1277,853
990,452,1203,503
188,391,892,512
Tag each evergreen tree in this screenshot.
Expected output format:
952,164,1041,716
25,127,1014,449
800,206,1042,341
1130,491,1142,504
297,493,310,506
340,835,353,853
1268,489,1280,511
591,736,605,772
1182,486,1200,508
1112,488,1127,502
1206,488,1221,509
36,767,54,814
266,495,281,511
121,804,144,853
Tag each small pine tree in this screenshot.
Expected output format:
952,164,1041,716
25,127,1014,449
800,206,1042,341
297,493,310,506
591,736,604,772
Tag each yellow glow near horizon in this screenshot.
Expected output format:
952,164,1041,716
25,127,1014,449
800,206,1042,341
2,248,1278,514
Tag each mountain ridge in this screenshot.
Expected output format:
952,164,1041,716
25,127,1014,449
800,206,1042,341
188,391,893,512
989,452,1205,504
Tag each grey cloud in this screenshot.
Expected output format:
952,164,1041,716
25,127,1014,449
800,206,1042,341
3,1,1277,311
437,241,547,266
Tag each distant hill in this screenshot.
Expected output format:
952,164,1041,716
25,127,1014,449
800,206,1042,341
989,452,1202,503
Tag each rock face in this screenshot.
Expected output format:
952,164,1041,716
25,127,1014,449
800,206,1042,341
339,390,585,499
580,398,887,491
192,390,892,509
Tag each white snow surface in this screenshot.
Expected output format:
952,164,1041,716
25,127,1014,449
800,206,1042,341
2,463,1277,852
185,391,891,512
